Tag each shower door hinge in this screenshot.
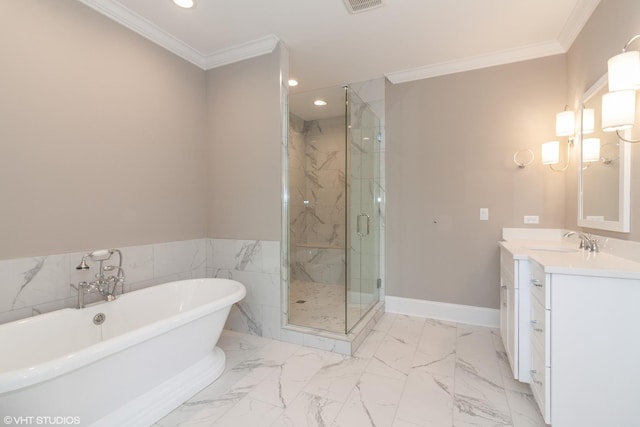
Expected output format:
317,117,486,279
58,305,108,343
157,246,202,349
377,278,382,289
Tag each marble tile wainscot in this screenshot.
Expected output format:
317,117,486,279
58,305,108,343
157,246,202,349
0,238,208,325
0,237,382,355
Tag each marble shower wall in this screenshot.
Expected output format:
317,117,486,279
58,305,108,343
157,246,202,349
288,114,347,285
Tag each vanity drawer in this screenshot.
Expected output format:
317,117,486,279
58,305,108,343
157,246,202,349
530,345,551,424
529,261,549,308
530,296,550,363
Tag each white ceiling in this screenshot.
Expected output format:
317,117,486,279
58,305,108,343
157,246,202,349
78,0,600,95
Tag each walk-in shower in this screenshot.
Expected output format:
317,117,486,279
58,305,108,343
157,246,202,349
285,85,381,334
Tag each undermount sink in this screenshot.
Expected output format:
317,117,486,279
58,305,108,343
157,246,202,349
525,246,579,253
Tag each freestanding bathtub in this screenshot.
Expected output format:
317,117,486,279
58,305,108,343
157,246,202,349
0,278,245,426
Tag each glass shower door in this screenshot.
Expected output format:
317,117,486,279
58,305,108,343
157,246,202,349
346,88,380,333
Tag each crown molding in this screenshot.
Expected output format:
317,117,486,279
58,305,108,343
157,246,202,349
386,0,600,84
202,35,280,69
385,41,565,84
557,0,601,51
77,0,279,70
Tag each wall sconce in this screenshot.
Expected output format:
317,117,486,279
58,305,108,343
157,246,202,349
582,137,601,163
556,109,576,138
542,107,575,171
582,108,595,134
600,141,620,164
513,149,534,168
602,34,640,143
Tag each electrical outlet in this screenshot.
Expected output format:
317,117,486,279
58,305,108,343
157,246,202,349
480,208,489,221
524,215,539,224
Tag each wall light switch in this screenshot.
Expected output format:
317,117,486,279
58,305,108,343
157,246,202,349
479,208,489,221
524,215,539,224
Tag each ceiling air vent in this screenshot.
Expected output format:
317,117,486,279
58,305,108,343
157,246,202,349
343,0,387,14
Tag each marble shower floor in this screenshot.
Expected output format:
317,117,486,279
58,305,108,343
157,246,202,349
288,280,362,333
155,313,546,427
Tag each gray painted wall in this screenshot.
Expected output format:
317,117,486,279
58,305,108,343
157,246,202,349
0,0,208,259
386,56,567,309
205,49,283,242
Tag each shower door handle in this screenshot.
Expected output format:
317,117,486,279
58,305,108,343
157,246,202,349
357,214,370,237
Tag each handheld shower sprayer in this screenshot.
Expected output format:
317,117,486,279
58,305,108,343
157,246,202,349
75,249,118,270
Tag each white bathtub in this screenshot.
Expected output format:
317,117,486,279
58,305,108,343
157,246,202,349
0,278,245,426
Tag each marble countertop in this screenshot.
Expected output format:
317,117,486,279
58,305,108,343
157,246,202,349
499,239,640,280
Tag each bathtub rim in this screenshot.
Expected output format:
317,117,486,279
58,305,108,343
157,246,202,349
0,278,245,394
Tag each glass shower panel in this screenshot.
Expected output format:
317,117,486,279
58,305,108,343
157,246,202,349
346,88,380,332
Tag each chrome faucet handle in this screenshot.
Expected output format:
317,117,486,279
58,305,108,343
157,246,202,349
590,239,599,253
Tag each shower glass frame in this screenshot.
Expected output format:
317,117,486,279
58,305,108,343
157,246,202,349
284,85,381,335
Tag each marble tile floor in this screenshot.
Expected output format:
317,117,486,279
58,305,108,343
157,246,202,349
288,280,363,333
155,313,546,427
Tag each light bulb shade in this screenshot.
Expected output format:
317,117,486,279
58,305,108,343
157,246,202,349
582,138,601,163
555,110,575,137
542,141,560,165
608,51,640,91
173,0,194,7
602,90,636,132
582,108,595,134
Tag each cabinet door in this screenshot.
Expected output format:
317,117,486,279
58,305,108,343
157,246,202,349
499,275,509,358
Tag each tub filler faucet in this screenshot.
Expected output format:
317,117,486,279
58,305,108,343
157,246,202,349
74,249,126,308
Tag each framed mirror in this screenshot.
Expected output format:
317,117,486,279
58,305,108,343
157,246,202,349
578,74,631,232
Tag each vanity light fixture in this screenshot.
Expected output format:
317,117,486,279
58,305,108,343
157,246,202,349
582,138,601,163
542,106,575,172
173,0,195,8
314,99,327,106
288,79,299,87
602,34,640,143
556,109,575,138
513,149,534,169
582,108,595,134
542,141,561,166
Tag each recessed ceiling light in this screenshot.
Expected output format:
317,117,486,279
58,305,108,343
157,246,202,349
314,100,327,106
288,79,299,87
173,0,194,8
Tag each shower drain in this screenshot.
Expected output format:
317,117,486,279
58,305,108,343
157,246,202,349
93,313,106,325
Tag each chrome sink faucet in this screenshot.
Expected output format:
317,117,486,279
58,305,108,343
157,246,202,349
563,231,599,253
74,249,126,308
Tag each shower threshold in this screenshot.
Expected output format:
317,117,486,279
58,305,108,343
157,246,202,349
283,300,385,356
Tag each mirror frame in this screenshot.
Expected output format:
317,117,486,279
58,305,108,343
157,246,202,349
578,73,631,233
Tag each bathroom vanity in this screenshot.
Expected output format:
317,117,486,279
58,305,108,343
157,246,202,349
499,232,640,426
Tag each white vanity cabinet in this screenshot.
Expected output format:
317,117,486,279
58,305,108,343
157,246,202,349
499,246,531,382
528,259,640,427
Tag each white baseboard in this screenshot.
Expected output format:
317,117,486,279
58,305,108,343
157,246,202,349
385,296,500,328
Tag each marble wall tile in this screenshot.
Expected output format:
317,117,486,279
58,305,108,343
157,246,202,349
225,301,263,337
0,238,216,324
0,254,70,313
212,239,263,273
153,239,206,279
209,239,282,340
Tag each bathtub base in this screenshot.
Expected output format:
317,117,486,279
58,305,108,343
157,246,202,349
93,347,226,427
